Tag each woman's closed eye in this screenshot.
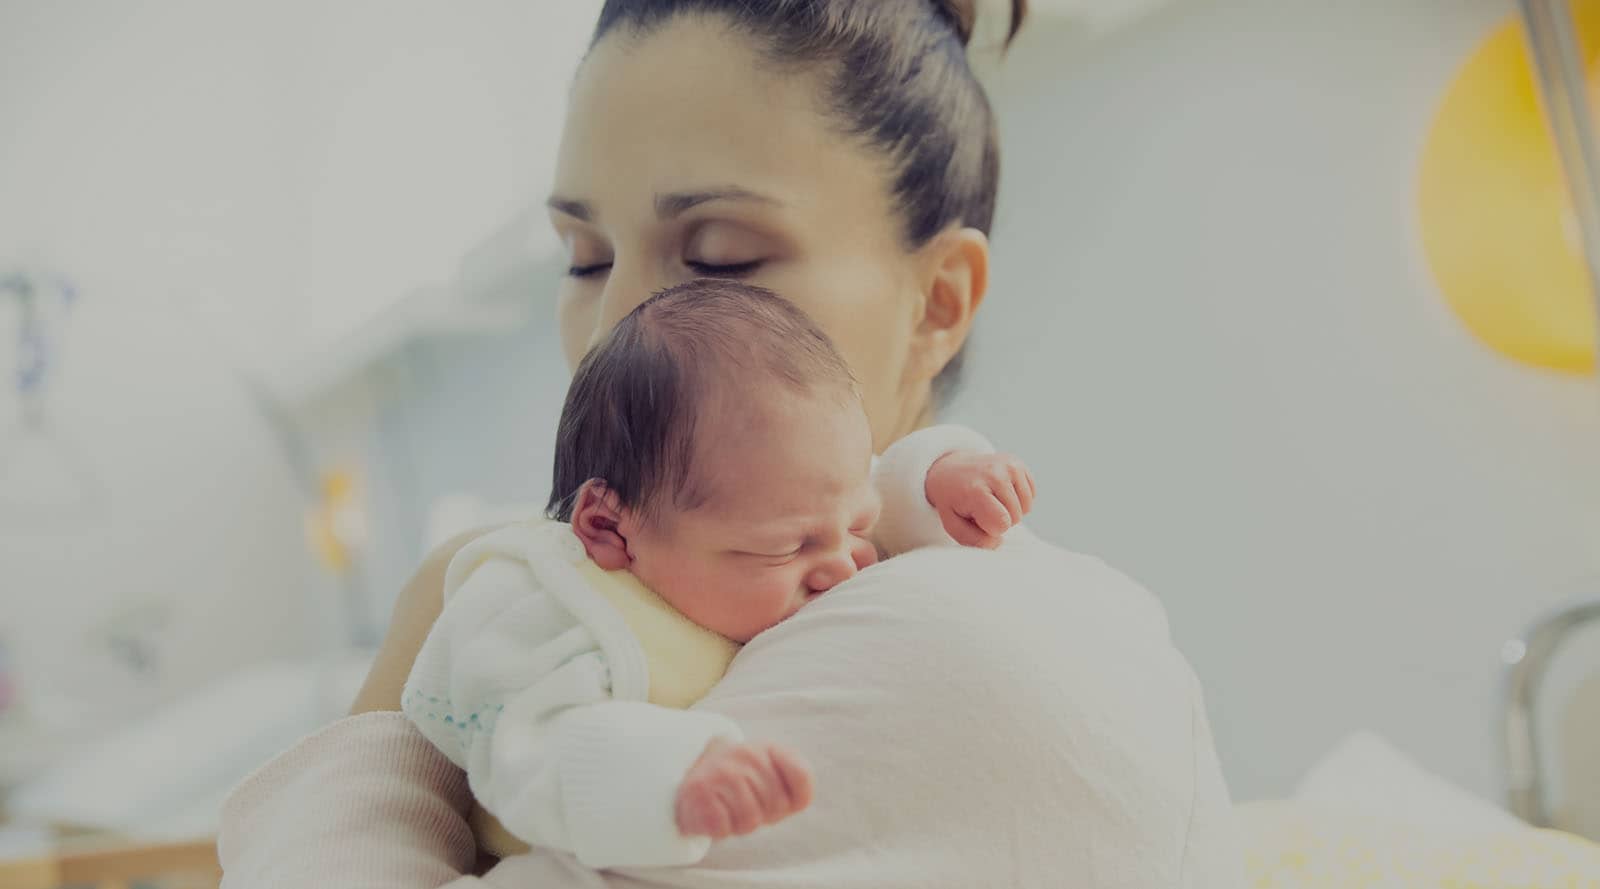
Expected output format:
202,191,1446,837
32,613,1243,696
567,256,761,280
568,261,612,279
684,221,774,279
556,224,612,279
686,258,763,278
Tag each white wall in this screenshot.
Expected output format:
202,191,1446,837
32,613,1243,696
960,0,1600,799
0,1,317,736
269,1,598,636
294,1,595,344
0,1,600,738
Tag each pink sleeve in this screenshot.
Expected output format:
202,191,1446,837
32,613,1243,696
218,711,483,889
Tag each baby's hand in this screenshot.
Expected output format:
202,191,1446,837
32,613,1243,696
925,450,1037,549
675,738,814,840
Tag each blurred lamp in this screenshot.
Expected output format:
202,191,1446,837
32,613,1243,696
1419,1,1600,373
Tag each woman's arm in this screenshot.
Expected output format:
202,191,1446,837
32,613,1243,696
221,531,493,889
218,710,603,889
218,712,480,888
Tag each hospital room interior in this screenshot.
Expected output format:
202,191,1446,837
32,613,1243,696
5,0,1600,885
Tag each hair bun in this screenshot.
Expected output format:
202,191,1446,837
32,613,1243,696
931,0,1028,49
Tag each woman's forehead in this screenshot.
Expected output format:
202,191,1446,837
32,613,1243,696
553,16,886,219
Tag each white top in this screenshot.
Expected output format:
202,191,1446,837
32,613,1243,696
472,538,1244,887
400,425,995,869
219,531,1243,888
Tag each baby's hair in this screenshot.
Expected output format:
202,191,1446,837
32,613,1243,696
547,279,857,524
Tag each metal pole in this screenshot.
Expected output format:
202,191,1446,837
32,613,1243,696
1508,0,1600,825
1502,599,1600,825
1519,0,1600,377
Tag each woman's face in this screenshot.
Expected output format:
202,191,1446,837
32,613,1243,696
549,16,940,450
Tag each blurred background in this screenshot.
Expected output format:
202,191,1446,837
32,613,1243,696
5,0,1600,876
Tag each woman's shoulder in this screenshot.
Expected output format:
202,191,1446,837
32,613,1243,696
867,532,1176,651
702,535,1232,885
734,534,1193,726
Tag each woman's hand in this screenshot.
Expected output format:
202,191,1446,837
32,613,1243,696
925,451,1037,549
675,738,814,839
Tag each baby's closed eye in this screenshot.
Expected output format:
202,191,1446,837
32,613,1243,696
737,548,801,566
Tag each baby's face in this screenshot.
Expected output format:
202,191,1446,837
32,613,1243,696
623,389,882,643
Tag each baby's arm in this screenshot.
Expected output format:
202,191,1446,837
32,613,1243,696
674,737,814,840
486,691,810,864
403,536,750,869
872,424,1036,556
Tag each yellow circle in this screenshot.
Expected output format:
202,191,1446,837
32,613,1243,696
1418,8,1600,372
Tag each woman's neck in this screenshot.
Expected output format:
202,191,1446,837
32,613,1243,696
878,397,937,454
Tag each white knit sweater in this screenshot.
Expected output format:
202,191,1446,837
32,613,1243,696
399,425,994,868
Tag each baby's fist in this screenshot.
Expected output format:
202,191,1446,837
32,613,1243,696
925,450,1037,549
676,739,814,840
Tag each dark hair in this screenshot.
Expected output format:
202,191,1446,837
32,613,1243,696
589,0,1027,402
547,279,857,523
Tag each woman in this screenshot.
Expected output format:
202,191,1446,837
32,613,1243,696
219,2,1241,886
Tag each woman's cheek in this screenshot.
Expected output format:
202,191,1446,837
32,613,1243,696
557,286,599,369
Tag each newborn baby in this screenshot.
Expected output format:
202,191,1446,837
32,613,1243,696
402,280,1035,869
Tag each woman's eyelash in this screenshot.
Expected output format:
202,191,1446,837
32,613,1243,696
567,262,611,278
569,259,762,279
687,259,763,277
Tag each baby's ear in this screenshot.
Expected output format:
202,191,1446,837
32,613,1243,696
571,480,631,570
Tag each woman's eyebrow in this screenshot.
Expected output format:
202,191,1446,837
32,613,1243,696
547,195,591,221
655,186,779,219
548,187,780,223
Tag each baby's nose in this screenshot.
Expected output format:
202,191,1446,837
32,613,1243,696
805,549,861,594
851,536,879,571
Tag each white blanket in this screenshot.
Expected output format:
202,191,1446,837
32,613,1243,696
1294,731,1524,837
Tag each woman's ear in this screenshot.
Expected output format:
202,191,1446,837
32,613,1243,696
910,226,989,387
571,479,632,570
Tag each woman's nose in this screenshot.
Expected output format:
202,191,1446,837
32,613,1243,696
594,261,658,336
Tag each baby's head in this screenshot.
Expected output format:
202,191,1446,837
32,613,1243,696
548,280,882,642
